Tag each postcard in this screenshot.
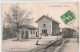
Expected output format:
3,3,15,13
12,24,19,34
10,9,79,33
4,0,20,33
2,2,79,52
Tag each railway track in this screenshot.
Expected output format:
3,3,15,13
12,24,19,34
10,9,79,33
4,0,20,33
29,38,63,52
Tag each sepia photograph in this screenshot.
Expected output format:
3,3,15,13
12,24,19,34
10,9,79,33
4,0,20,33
2,2,79,52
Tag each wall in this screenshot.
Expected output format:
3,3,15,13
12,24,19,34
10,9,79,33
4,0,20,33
52,22,59,35
28,29,38,38
38,17,52,37
19,28,28,39
19,28,38,39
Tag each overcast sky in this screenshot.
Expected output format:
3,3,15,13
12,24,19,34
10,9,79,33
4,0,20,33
2,2,79,30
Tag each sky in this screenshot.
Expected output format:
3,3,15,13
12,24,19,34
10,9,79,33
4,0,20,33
2,2,79,30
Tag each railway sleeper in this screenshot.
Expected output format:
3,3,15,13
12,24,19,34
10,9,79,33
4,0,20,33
44,39,63,49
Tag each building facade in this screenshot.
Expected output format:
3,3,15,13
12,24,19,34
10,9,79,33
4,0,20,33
18,25,38,39
36,15,60,37
3,25,38,40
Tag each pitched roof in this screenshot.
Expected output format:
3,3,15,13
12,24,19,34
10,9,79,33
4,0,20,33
20,25,37,29
36,15,60,24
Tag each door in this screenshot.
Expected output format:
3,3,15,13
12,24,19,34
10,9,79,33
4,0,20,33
26,31,28,39
42,29,48,36
22,30,24,39
44,30,47,34
36,32,38,37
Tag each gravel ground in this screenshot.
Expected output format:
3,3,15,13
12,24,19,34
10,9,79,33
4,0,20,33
2,36,62,52
53,38,79,52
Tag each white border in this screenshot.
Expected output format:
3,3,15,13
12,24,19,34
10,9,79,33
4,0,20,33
1,0,79,3
0,0,80,52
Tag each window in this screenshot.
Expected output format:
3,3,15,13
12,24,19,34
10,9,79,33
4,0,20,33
43,24,46,27
31,30,35,34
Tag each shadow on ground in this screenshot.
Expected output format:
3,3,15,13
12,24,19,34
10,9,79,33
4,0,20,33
55,39,70,52
12,39,30,42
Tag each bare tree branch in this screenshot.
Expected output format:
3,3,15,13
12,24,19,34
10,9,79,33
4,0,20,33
4,4,33,40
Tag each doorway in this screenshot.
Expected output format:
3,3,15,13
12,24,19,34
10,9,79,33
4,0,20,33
42,29,48,36
26,31,28,39
21,30,24,39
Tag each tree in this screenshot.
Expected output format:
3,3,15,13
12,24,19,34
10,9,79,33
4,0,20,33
5,5,33,40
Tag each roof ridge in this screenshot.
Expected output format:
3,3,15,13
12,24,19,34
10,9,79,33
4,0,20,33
20,24,37,29
36,15,60,24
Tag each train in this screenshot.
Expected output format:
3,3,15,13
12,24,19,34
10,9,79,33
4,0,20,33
62,28,76,38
